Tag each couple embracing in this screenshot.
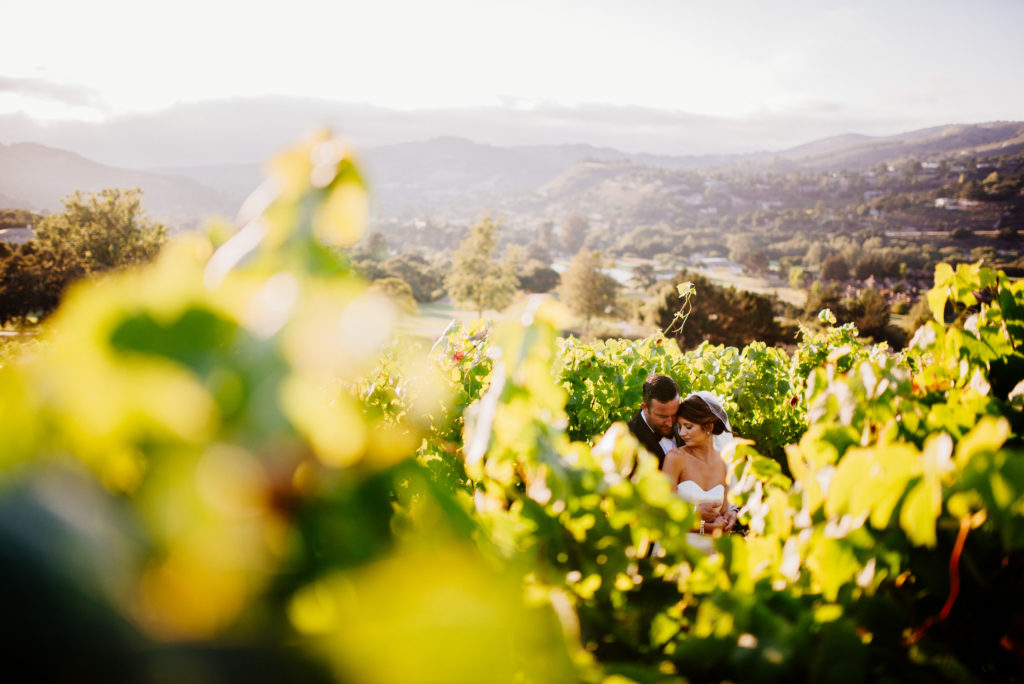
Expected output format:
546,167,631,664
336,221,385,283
627,374,740,536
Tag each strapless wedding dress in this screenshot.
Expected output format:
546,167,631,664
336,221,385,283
677,481,724,555
677,481,724,506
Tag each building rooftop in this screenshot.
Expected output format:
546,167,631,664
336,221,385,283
0,227,35,245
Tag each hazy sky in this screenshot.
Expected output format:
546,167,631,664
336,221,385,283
2,0,1023,158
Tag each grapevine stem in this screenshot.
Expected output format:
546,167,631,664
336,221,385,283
938,516,971,621
904,515,970,646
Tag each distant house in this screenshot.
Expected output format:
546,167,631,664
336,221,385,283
935,198,981,210
864,190,884,201
0,227,35,245
698,257,743,275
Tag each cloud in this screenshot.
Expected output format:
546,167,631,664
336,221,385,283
0,76,105,110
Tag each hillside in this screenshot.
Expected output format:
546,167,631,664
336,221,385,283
161,138,717,218
357,123,1024,216
768,121,1024,169
152,162,264,216
770,133,875,160
4,121,1023,226
0,142,233,227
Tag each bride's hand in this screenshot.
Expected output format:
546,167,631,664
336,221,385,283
692,504,737,534
700,516,729,534
697,502,719,522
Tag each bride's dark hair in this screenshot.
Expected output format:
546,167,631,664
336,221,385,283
676,395,727,434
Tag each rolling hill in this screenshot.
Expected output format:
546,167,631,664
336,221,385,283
0,142,234,227
3,121,1022,227
766,121,1024,169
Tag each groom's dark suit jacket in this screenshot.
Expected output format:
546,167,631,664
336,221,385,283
627,409,681,470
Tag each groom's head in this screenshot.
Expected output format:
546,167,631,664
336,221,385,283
642,373,680,438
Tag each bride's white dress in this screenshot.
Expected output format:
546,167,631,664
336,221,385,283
677,481,724,506
677,480,724,554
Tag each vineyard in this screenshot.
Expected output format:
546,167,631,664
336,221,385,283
1,132,1023,682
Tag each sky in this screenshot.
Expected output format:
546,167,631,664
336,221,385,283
2,0,1023,162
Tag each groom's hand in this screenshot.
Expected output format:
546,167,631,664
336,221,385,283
723,507,739,532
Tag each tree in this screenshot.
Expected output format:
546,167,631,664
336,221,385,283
728,234,756,265
903,294,935,335
745,250,770,275
956,180,983,201
524,240,552,265
849,287,891,341
379,253,445,303
645,271,783,348
518,260,560,293
445,217,519,317
0,242,85,325
789,266,809,290
0,209,40,230
630,263,657,290
35,188,167,273
561,213,589,255
369,276,417,314
803,282,845,320
559,249,619,335
997,225,1019,241
820,254,850,282
804,242,825,268
361,231,389,261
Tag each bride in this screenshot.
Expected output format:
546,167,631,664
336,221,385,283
663,392,739,538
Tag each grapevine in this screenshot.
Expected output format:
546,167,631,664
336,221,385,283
1,134,1022,682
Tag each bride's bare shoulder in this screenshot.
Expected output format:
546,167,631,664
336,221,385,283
664,447,686,462
663,448,687,477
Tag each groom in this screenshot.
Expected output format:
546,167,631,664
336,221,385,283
627,373,681,469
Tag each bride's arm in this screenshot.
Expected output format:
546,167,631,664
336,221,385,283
719,491,739,532
713,456,739,531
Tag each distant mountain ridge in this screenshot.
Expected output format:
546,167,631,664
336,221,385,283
357,137,723,214
766,121,1024,169
0,142,232,227
2,121,1022,227
769,133,876,160
358,122,1024,215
